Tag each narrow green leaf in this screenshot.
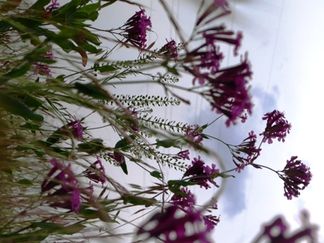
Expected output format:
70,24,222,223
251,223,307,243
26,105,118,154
150,171,162,179
120,160,128,175
122,194,157,207
74,82,110,100
78,139,104,154
95,64,117,73
156,139,179,148
0,62,31,84
0,93,43,121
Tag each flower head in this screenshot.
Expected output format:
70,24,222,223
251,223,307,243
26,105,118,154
83,157,106,184
203,215,220,232
41,159,81,212
68,119,84,140
46,0,59,12
176,150,190,160
206,56,253,126
171,188,196,208
231,131,261,171
137,205,211,243
33,50,54,77
184,157,219,189
262,216,288,240
261,215,317,242
184,125,204,145
122,9,151,49
213,0,229,8
186,26,243,86
160,39,178,58
260,110,291,143
279,156,312,200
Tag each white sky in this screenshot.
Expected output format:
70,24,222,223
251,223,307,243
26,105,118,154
91,0,324,242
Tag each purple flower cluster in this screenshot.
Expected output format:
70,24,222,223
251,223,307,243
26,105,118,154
122,9,151,49
160,39,178,59
45,0,59,13
41,159,81,212
184,157,219,189
203,215,220,232
187,26,242,83
68,119,84,140
261,216,316,242
231,131,261,171
176,150,190,160
261,110,291,143
83,157,106,184
279,156,312,200
33,50,54,77
137,205,211,243
205,56,253,126
171,188,196,209
184,125,204,145
187,35,224,80
213,0,229,8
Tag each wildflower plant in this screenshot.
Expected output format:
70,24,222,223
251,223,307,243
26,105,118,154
0,0,316,242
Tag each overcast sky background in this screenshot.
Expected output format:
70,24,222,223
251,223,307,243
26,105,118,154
90,0,324,242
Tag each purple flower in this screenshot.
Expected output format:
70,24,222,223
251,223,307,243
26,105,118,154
203,56,253,126
231,131,261,171
33,50,54,76
279,156,312,200
185,54,253,126
261,216,316,242
260,110,291,143
171,188,196,208
184,125,204,145
70,189,81,212
203,215,220,232
68,120,84,140
262,216,288,240
184,157,219,189
137,206,211,243
83,157,106,184
176,150,190,160
122,9,151,49
45,0,59,13
33,63,51,76
185,26,243,85
202,29,242,56
41,159,81,212
108,151,125,165
185,34,224,82
213,0,229,8
160,39,178,58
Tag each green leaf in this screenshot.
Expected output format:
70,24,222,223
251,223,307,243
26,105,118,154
46,127,69,145
17,94,43,109
57,223,85,235
120,160,128,175
150,171,162,179
76,3,100,21
0,62,31,84
0,93,43,121
79,208,99,219
17,179,33,186
156,139,179,148
115,136,135,150
21,122,41,133
122,194,157,207
95,64,117,73
74,82,110,100
167,180,193,194
29,0,51,10
78,139,104,154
